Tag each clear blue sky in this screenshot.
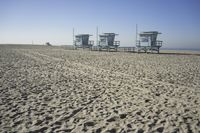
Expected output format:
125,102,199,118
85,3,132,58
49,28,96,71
0,0,200,49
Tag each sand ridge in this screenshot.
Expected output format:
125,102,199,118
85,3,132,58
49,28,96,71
0,45,200,132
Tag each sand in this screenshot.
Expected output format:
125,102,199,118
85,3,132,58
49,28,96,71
0,45,200,133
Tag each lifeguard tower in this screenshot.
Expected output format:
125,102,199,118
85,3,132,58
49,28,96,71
98,33,120,51
136,31,162,53
74,34,94,49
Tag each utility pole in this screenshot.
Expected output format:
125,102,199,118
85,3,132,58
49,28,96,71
136,24,138,46
73,28,75,45
96,26,98,46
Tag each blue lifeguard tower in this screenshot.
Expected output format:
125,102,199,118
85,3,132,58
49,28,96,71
74,34,94,49
98,33,120,51
136,31,162,53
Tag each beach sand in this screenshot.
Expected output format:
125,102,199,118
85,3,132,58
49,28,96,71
0,45,200,132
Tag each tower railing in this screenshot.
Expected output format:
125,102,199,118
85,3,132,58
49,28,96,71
114,41,120,46
136,40,162,47
89,40,94,46
154,40,162,47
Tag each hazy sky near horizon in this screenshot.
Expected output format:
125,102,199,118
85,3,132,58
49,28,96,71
0,0,200,49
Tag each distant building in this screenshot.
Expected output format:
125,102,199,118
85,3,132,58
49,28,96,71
45,42,52,46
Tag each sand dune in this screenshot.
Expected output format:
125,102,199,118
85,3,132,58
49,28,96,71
0,45,200,133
